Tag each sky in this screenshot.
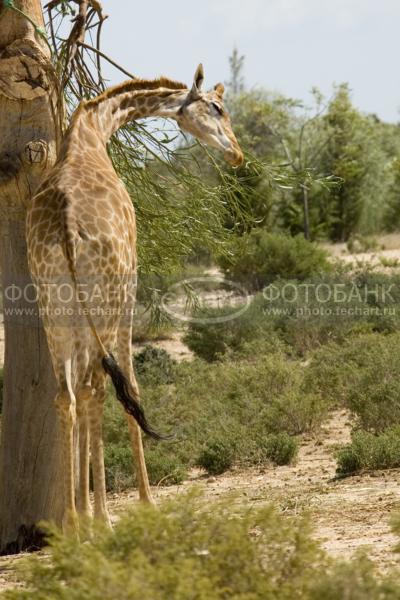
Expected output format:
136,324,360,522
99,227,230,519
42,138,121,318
92,0,399,122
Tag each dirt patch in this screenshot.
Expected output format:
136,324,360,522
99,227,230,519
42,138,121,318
0,552,28,592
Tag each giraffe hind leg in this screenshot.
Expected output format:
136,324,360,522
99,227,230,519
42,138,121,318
88,365,111,526
54,358,79,535
117,329,155,505
76,384,93,520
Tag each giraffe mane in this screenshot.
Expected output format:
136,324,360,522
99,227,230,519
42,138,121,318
85,77,188,107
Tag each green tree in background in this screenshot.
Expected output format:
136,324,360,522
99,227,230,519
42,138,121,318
315,84,393,241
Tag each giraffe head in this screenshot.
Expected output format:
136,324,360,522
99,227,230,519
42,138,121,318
177,64,244,167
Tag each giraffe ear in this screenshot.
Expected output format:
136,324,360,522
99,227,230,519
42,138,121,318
190,63,204,99
214,83,225,98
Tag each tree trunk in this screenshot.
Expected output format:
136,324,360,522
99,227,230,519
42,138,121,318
0,0,63,554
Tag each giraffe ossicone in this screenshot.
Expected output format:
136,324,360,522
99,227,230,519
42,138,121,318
26,65,244,533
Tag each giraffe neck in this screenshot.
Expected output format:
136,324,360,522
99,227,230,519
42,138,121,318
66,79,190,147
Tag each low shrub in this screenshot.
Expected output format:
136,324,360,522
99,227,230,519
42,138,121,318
133,345,176,385
263,391,328,436
310,555,400,600
4,493,400,600
347,234,379,254
196,437,236,475
336,427,400,475
307,332,400,432
185,270,400,360
218,230,331,291
183,296,283,362
259,432,298,466
144,449,187,485
104,443,134,491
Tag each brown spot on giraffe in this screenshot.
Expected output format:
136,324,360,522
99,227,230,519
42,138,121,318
26,64,243,534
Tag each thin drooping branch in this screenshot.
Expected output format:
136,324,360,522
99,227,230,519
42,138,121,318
46,0,107,89
78,42,135,79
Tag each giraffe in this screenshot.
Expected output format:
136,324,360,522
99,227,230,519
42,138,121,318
26,64,244,533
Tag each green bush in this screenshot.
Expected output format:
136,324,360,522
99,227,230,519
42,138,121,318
183,295,283,362
218,230,331,291
133,345,176,385
307,332,400,432
347,234,379,254
4,493,400,600
196,437,236,475
263,391,328,436
336,427,400,475
261,270,400,356
144,449,187,485
185,270,400,360
259,432,298,466
309,555,400,600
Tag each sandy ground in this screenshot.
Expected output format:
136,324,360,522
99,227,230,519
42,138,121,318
326,232,400,268
132,330,194,362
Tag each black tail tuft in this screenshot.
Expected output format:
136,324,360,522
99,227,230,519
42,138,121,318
102,353,168,441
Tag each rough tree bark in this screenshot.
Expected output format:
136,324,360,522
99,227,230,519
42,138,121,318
0,0,63,554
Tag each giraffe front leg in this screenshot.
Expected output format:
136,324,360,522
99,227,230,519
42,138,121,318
55,389,79,535
88,371,111,526
76,386,93,520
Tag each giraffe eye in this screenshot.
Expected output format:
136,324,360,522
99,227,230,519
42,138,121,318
211,102,223,115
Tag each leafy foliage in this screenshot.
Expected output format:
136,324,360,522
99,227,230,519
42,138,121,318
185,269,400,361
4,493,400,600
218,230,331,291
337,427,400,475
258,432,299,466
133,346,176,386
196,437,237,475
224,56,399,241
307,331,400,432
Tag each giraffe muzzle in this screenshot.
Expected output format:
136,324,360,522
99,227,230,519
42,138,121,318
225,148,244,167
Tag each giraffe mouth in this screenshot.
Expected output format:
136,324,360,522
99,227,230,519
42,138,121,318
225,148,244,167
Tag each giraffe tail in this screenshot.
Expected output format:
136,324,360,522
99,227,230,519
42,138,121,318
101,353,170,441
